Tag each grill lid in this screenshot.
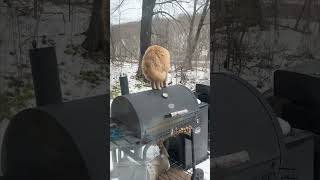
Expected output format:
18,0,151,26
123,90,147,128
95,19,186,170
2,95,107,180
285,61,320,77
111,85,199,140
274,61,320,106
211,73,286,178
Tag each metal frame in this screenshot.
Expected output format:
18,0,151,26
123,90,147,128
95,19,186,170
110,127,202,179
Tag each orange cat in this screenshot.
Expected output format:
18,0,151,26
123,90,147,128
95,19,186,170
142,45,171,90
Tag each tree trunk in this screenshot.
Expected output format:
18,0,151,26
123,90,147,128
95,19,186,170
256,0,265,30
82,0,106,55
136,0,156,80
103,0,108,61
211,0,219,73
295,0,308,30
34,0,38,19
211,6,215,73
304,0,311,32
185,0,209,70
273,0,279,31
185,0,198,70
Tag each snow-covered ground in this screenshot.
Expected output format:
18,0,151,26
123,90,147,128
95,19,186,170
0,1,107,120
110,60,210,101
213,18,320,93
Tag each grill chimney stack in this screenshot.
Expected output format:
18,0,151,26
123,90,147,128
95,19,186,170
29,46,62,106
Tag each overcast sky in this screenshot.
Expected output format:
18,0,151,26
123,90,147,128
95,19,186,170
110,0,199,25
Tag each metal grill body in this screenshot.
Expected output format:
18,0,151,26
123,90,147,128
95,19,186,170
111,85,209,169
1,95,107,180
212,73,286,180
111,85,199,140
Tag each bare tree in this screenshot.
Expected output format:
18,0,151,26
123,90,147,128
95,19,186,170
82,0,107,55
185,0,209,70
294,0,312,32
136,0,157,80
136,0,210,80
273,0,279,31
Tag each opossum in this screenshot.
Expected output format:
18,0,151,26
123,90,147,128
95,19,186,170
146,140,170,180
142,45,171,90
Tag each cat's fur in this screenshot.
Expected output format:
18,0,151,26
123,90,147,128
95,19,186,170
142,45,170,90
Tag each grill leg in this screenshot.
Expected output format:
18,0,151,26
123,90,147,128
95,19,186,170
191,129,196,171
190,129,204,180
112,150,117,163
143,144,151,161
135,146,145,160
118,149,123,162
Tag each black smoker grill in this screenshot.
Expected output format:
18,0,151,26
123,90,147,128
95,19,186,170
211,73,287,179
264,61,320,180
272,61,320,132
0,47,107,180
111,84,208,172
1,96,107,179
212,72,315,180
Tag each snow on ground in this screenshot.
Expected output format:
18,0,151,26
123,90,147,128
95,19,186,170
0,1,109,173
110,60,150,98
213,19,320,93
192,156,210,179
0,1,107,119
28,2,107,100
110,60,210,102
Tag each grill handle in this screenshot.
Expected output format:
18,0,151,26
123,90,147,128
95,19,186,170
167,109,189,117
212,150,250,169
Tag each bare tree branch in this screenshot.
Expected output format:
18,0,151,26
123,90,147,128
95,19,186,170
158,12,188,34
153,10,181,23
155,0,192,21
112,0,125,15
196,3,205,12
184,0,209,69
155,0,189,5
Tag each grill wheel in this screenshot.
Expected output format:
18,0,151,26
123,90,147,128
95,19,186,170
191,168,204,180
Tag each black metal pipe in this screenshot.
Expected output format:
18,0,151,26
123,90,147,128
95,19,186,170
119,74,129,95
191,129,196,171
29,46,62,106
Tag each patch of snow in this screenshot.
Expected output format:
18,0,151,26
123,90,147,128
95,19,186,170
0,2,106,121
110,61,210,102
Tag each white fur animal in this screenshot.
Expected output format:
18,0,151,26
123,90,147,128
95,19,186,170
146,141,170,180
